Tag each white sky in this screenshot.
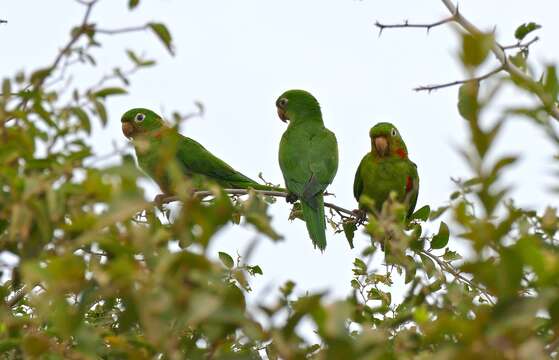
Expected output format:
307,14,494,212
2,0,559,306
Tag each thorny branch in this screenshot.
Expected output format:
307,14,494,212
376,0,559,120
374,11,457,35
501,36,539,51
414,66,504,92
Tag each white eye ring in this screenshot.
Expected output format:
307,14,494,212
134,113,145,122
277,98,288,107
391,128,397,137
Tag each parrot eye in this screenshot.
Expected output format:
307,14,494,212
391,128,397,137
134,113,146,123
277,98,288,108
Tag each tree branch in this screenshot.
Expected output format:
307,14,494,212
374,13,456,35
155,189,357,218
95,25,149,35
500,36,539,51
414,66,504,92
439,0,559,120
376,0,559,120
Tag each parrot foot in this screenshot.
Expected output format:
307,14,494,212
285,192,299,204
352,209,367,223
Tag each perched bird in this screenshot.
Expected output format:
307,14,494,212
121,108,279,194
353,122,419,220
277,90,339,251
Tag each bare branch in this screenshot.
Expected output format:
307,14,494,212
414,66,504,92
95,25,149,35
500,36,539,51
156,189,357,218
374,14,455,36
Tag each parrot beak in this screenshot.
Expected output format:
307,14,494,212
373,136,389,157
277,107,288,123
122,121,135,139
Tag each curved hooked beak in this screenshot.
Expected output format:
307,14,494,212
122,121,135,139
373,136,389,157
277,107,288,123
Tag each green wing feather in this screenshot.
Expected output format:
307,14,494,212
175,134,273,189
279,125,338,250
353,158,364,202
406,160,419,220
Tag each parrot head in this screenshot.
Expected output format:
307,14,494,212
121,108,166,139
275,89,322,123
369,122,408,159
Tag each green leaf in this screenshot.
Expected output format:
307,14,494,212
431,222,450,249
149,22,174,55
218,251,234,269
461,33,494,67
280,280,295,297
514,22,541,41
71,107,91,134
442,248,462,262
419,253,437,278
458,81,479,121
92,99,108,126
342,221,357,249
410,205,430,222
247,265,263,276
30,68,51,84
242,191,283,241
128,0,140,9
93,87,127,98
353,258,367,275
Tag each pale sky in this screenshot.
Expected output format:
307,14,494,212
2,0,559,307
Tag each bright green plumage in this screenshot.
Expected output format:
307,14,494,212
121,108,279,193
276,90,338,251
353,122,419,220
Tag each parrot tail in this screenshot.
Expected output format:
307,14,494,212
301,194,327,251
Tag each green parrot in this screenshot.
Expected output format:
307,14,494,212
353,122,419,220
276,90,339,251
121,108,280,195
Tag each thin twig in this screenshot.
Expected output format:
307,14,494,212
414,66,504,92
95,25,149,35
500,36,539,51
419,249,495,305
375,14,456,36
156,189,357,218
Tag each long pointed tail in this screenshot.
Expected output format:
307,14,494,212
301,194,327,251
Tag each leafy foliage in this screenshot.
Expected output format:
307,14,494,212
1,1,559,359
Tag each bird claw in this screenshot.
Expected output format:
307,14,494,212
352,209,367,223
285,192,299,204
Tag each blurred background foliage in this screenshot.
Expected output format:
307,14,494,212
1,1,559,359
